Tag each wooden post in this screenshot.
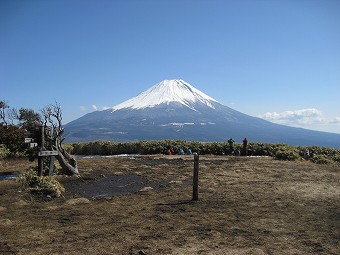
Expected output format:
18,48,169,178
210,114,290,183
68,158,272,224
192,153,199,201
48,156,54,176
37,125,44,176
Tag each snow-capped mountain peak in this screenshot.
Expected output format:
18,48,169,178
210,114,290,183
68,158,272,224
112,79,218,111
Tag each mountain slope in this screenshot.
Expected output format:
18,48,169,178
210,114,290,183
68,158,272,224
64,79,340,148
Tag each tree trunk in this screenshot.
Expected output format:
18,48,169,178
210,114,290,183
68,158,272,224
53,138,79,175
55,153,78,175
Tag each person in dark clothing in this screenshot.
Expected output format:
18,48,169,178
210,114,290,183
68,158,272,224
242,138,248,156
227,138,235,154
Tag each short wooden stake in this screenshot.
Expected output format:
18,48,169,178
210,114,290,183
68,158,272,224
192,153,199,201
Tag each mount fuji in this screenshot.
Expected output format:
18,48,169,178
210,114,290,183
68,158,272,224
65,79,340,147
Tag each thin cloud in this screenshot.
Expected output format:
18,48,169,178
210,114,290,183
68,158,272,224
259,108,325,126
92,105,110,111
330,117,340,124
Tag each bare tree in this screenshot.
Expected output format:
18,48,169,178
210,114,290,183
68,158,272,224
7,108,18,125
0,100,9,126
42,102,79,175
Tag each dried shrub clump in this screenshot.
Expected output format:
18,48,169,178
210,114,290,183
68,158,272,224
17,169,65,198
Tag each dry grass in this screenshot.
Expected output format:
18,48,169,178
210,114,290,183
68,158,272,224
0,155,339,255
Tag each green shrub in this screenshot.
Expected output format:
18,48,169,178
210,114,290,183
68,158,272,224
139,140,163,154
72,141,140,155
274,146,300,161
333,155,340,163
0,144,11,159
17,169,65,197
310,155,333,165
188,141,205,154
204,142,226,155
251,142,277,157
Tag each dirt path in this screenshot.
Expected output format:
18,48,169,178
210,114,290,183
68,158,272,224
0,155,339,254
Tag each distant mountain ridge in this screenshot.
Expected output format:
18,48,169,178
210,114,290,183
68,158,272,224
64,79,340,148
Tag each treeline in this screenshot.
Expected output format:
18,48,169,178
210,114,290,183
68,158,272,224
0,100,41,158
67,140,340,164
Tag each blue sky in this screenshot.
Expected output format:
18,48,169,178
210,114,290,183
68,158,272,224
1,0,340,134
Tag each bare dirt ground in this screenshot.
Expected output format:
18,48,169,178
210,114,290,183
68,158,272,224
0,155,339,255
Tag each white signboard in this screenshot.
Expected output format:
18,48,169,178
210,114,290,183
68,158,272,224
24,138,33,143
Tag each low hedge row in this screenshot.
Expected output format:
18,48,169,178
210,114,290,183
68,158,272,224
2,139,339,164
67,140,340,164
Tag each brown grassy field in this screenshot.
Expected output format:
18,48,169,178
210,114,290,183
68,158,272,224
0,155,339,255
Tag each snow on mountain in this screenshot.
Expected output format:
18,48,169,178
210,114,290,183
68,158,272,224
112,79,218,111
